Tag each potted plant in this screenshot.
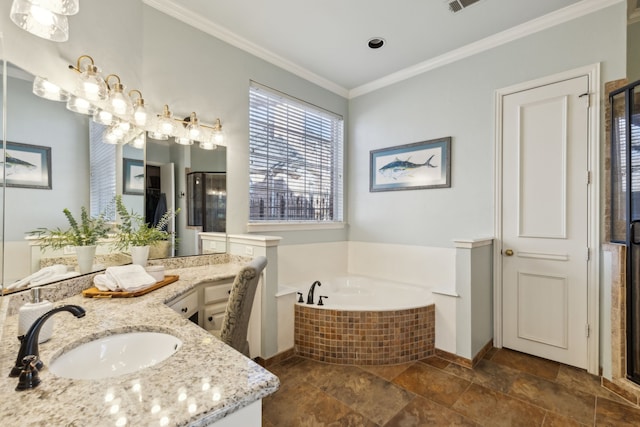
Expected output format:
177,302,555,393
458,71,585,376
114,195,179,266
29,207,110,274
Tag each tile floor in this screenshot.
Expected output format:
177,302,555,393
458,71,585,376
261,348,640,426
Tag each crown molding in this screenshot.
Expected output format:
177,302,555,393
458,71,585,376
144,0,622,100
349,0,623,98
142,0,350,98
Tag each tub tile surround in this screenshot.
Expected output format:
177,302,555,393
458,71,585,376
0,255,278,426
295,304,435,365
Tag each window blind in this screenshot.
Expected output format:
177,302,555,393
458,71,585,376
89,121,116,221
249,82,343,223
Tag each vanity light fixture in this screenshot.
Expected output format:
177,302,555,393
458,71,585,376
185,112,202,140
66,95,94,115
32,76,69,101
10,0,75,42
175,137,194,146
93,109,114,126
105,74,133,116
157,104,176,135
198,141,217,150
130,132,145,149
129,90,148,126
69,55,108,102
147,131,168,141
209,118,224,145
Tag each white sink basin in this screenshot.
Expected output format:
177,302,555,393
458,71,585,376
49,331,182,380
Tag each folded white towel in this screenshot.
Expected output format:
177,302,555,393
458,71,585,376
6,264,69,290
104,265,156,292
93,274,118,292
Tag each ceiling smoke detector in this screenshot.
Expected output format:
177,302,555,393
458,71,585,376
446,0,481,13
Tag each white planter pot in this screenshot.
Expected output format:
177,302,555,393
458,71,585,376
75,245,97,274
130,245,150,266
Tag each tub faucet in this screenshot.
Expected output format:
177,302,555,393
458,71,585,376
306,280,321,304
9,304,86,378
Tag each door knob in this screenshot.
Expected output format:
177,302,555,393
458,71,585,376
504,249,514,256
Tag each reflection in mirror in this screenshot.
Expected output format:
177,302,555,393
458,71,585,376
0,33,5,296
1,59,227,295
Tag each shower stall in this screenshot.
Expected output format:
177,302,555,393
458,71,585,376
610,79,640,384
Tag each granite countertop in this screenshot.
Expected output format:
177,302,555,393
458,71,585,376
0,261,280,426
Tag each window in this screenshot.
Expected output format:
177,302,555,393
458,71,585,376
89,121,116,221
249,82,343,225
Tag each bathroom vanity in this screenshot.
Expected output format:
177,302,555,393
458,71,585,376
0,256,279,426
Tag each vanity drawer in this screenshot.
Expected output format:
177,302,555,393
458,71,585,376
168,291,198,319
204,302,227,331
203,281,233,304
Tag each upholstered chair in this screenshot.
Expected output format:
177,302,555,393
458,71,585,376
212,256,267,357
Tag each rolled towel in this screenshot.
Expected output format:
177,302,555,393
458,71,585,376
105,265,156,292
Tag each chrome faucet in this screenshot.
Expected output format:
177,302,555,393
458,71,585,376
306,280,321,304
9,304,86,378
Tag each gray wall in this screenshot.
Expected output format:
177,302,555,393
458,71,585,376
348,4,626,248
2,76,89,241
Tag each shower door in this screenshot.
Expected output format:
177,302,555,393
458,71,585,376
611,79,640,384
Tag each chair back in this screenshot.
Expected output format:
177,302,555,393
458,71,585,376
219,256,267,356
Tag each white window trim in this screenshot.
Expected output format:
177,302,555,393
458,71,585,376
246,221,346,233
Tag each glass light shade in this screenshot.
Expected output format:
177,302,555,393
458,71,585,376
117,121,131,133
133,102,147,126
175,137,193,146
109,84,133,116
104,128,121,145
187,122,201,140
210,129,224,144
38,0,79,15
76,65,108,101
158,117,175,135
93,109,114,126
10,0,69,42
148,131,168,141
66,95,95,115
32,76,69,101
199,141,217,150
130,132,145,149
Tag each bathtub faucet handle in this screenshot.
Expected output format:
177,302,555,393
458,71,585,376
296,292,304,303
306,280,321,304
318,296,328,306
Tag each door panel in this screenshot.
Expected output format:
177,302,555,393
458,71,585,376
502,75,589,368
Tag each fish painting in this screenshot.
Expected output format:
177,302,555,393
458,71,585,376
1,153,37,176
378,155,437,180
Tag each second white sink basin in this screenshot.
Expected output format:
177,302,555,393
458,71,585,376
49,331,182,380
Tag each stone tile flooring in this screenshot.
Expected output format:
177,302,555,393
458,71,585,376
261,348,640,426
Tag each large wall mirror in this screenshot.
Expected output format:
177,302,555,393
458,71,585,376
0,57,227,296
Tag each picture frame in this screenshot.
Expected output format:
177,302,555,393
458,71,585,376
0,141,52,189
123,158,144,195
370,137,451,192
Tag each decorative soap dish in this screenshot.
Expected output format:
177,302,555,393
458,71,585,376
82,275,179,298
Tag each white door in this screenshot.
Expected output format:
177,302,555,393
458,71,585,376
501,75,590,368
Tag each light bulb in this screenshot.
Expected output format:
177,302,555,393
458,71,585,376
133,103,147,126
130,133,145,149
66,95,94,115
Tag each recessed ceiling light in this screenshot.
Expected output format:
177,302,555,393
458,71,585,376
367,37,385,49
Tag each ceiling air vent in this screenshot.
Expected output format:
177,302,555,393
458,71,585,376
447,0,481,13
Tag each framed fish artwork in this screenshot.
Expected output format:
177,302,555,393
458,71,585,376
123,158,144,195
0,141,52,189
370,137,451,192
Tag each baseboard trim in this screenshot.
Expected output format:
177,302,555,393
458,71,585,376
255,348,295,367
435,340,494,369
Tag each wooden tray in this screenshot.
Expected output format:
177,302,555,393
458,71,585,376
82,275,179,298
